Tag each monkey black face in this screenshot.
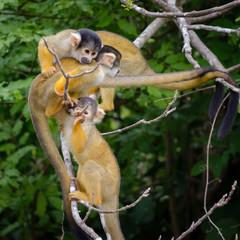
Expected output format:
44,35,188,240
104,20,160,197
71,29,102,64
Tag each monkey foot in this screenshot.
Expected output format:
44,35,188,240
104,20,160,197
62,95,78,107
99,102,114,111
42,66,56,78
69,191,89,202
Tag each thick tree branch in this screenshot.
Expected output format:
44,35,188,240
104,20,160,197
121,0,240,18
134,18,169,49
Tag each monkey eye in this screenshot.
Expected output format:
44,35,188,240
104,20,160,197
85,49,90,54
84,111,89,115
91,52,96,56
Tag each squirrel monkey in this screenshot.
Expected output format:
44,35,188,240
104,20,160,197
51,45,121,116
62,97,124,240
29,31,239,240
38,29,102,78
29,43,121,240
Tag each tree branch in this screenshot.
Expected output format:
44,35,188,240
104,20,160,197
175,181,237,240
133,18,169,49
187,24,240,36
60,133,102,239
101,90,178,136
121,0,240,18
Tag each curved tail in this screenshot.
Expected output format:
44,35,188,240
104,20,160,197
100,197,125,240
28,82,92,240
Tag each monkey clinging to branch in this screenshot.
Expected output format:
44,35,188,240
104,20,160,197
38,29,102,78
63,97,124,240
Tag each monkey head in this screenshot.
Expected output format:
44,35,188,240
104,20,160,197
70,29,102,64
96,45,122,77
70,97,105,126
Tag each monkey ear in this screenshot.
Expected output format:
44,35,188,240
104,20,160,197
93,107,106,123
71,32,81,48
101,53,116,67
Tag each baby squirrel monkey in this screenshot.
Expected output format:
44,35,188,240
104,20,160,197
62,97,124,240
38,29,102,78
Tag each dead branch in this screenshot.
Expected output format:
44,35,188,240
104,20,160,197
77,188,150,214
188,8,235,24
227,63,240,73
101,90,178,136
175,181,237,240
187,24,240,36
121,0,240,18
133,18,169,49
203,93,230,239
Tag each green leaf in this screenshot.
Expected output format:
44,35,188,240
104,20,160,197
147,86,163,98
7,145,36,164
191,160,206,176
117,19,137,36
48,197,62,210
165,53,185,65
0,222,21,236
0,143,16,152
19,132,30,145
12,120,23,137
0,131,12,142
6,78,33,91
35,191,47,217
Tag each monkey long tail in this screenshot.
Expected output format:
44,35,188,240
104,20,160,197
217,90,239,139
28,90,92,240
100,197,125,240
208,77,239,139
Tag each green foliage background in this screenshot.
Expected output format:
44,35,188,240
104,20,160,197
0,0,240,239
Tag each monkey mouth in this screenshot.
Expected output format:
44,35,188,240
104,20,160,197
74,115,85,126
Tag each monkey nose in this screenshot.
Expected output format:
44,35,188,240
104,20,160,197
81,57,91,64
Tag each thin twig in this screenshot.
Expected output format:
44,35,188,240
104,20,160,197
154,85,215,102
83,193,95,223
227,63,240,73
101,90,178,136
204,93,230,240
187,24,240,36
77,188,151,214
175,181,237,240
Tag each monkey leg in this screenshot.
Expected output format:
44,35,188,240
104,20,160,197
99,88,115,111
69,160,105,206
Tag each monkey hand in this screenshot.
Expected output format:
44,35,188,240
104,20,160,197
69,191,90,203
42,66,56,78
62,95,78,107
70,177,80,191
